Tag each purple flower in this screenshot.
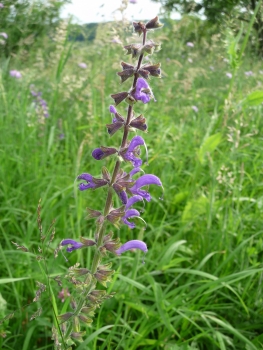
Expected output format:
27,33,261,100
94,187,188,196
122,135,145,167
111,36,122,44
122,209,141,228
133,78,155,104
245,71,253,77
192,105,198,113
121,195,144,228
130,174,162,202
226,72,232,79
186,42,194,47
77,173,96,190
10,70,22,79
0,3,4,9
115,240,148,255
78,62,87,69
0,32,8,39
77,173,108,191
61,239,84,252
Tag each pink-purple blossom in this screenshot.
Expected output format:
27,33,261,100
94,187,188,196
78,62,87,69
192,105,198,113
10,70,22,79
0,32,8,39
115,240,147,255
0,3,4,8
123,135,145,167
133,78,155,104
186,42,194,47
245,71,253,77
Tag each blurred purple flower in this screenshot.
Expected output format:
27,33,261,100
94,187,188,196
58,288,70,302
130,174,162,202
186,42,194,47
192,105,198,113
115,240,147,255
59,133,65,140
245,71,253,77
226,72,232,79
10,70,22,79
129,0,138,3
0,3,4,8
61,239,84,252
111,36,122,44
78,62,87,69
133,78,155,104
0,32,8,39
30,87,49,119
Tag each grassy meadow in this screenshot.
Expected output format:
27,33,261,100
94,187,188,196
1,14,263,350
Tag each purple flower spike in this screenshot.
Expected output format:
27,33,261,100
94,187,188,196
61,239,84,253
115,240,148,255
77,173,96,191
122,208,140,228
130,174,162,202
133,78,154,104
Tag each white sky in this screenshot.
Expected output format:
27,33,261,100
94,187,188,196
61,0,180,24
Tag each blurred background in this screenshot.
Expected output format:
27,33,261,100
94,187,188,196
1,0,263,349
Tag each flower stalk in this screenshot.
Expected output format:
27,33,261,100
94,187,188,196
57,16,163,348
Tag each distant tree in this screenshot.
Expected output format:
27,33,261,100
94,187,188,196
152,0,263,52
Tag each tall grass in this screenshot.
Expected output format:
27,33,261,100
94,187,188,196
1,15,263,349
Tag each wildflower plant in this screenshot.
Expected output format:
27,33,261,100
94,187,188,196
9,16,164,349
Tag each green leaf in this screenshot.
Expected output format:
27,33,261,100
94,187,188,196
243,90,263,106
198,133,222,164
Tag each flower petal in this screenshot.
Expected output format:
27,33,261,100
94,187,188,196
115,240,148,255
122,208,140,228
61,239,84,252
126,195,143,209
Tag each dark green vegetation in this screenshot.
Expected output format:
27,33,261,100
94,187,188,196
1,8,263,350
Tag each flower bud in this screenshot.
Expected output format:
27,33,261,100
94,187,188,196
111,91,129,106
146,16,163,30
